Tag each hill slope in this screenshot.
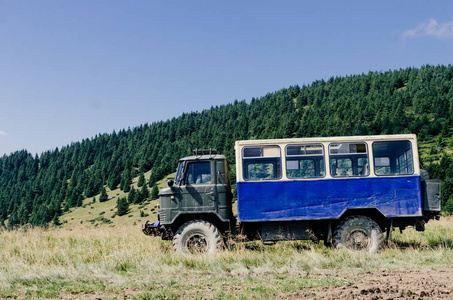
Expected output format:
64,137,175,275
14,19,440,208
1,64,453,228
58,170,174,229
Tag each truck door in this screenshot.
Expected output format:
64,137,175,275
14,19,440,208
179,160,216,211
215,159,233,220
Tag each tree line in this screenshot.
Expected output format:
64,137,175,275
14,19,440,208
1,64,453,228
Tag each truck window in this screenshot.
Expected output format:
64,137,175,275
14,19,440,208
242,146,281,180
185,162,211,184
373,140,413,176
174,162,183,184
374,157,391,175
329,142,369,177
286,144,325,178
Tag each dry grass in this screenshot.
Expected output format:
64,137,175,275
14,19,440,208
1,217,453,299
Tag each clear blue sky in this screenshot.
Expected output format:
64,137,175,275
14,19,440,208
1,1,453,156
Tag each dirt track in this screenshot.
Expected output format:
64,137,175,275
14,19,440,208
292,267,453,299
37,267,453,299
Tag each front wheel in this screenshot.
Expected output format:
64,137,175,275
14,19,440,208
333,215,384,253
173,220,222,254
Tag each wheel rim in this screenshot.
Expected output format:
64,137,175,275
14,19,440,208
185,232,208,253
347,228,370,250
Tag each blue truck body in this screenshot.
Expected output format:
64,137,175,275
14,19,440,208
237,176,422,222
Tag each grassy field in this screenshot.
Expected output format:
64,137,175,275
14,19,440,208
1,216,453,299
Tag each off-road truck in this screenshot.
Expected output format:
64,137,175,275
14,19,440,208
143,135,441,253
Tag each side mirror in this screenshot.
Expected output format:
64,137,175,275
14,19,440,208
167,179,174,187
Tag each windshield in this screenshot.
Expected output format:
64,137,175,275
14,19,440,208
174,162,183,185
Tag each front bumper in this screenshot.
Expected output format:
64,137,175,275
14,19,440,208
142,221,170,239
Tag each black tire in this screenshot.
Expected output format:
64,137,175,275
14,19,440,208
323,237,333,248
333,215,384,253
173,220,222,254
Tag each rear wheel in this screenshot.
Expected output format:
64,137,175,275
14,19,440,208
173,220,222,254
333,215,383,253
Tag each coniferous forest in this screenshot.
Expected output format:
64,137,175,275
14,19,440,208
2,65,453,228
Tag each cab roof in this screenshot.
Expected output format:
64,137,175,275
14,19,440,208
179,154,226,162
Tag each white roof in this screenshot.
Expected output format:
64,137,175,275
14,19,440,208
235,134,416,147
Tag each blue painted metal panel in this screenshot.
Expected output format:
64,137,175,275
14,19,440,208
237,176,423,222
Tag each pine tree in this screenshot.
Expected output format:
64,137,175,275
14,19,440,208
7,209,19,229
120,169,132,192
140,184,149,203
52,213,61,226
108,167,121,190
99,187,108,202
116,197,129,216
123,178,131,193
84,179,97,198
137,171,145,187
128,186,137,204
119,176,125,191
151,183,159,200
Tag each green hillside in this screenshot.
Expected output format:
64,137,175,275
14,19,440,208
58,170,168,229
2,64,453,228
